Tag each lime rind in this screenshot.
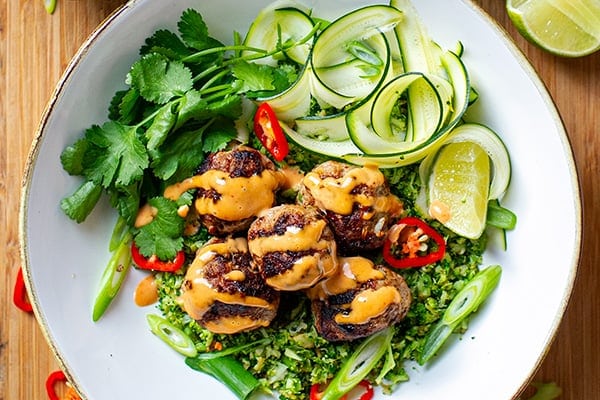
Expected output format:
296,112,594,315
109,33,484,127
506,0,600,57
428,141,490,239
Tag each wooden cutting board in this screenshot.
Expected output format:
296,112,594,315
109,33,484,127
1,1,598,399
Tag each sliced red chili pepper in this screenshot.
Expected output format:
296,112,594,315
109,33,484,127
131,243,185,272
309,383,347,400
356,380,374,400
253,102,289,162
309,380,373,400
45,370,67,400
383,216,446,269
13,267,33,313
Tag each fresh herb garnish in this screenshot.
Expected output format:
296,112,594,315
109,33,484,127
60,8,309,251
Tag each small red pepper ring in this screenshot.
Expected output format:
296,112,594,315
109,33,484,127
131,243,185,272
309,380,373,400
13,267,33,313
383,216,446,269
309,383,347,400
253,102,289,162
356,380,374,400
46,370,67,400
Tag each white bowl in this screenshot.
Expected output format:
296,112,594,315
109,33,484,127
20,1,581,399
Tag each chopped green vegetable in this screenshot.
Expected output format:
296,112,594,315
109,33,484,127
419,265,502,364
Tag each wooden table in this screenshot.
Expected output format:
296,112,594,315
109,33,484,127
1,1,598,399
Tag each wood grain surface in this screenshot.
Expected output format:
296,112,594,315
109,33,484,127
1,1,598,399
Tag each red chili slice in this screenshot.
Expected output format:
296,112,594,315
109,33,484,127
131,243,185,272
309,379,373,400
45,370,67,400
253,102,289,161
13,267,33,313
383,216,446,269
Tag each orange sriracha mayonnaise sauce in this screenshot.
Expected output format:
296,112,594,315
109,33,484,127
302,163,403,217
179,237,277,334
307,256,402,325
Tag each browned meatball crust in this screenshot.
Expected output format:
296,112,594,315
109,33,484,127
248,204,338,291
180,236,280,334
298,161,403,255
307,256,411,342
164,145,285,237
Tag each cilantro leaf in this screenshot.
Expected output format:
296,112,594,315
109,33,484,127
109,89,143,124
151,118,236,182
60,138,88,175
230,61,276,93
83,121,149,188
146,103,177,154
175,89,209,129
60,180,103,223
128,53,193,104
202,120,237,153
108,182,141,226
205,94,243,119
140,29,192,59
151,126,206,182
246,64,298,99
178,9,212,50
175,90,242,129
134,196,184,260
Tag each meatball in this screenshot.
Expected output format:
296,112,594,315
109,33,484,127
179,236,280,334
247,204,338,291
306,256,411,342
163,145,286,236
298,161,403,254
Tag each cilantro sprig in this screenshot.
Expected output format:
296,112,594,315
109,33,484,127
60,8,315,260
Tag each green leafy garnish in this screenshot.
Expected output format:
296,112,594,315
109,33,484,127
134,196,185,260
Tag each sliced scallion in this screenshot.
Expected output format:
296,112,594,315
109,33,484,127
321,327,394,400
44,0,56,14
419,265,502,364
92,225,132,322
487,200,517,230
186,355,261,400
146,314,198,358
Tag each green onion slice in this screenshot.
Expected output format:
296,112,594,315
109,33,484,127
487,200,517,230
321,327,394,400
186,355,261,400
92,230,132,322
419,265,502,364
44,0,56,14
146,314,198,358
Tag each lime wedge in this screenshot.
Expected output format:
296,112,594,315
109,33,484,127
428,141,490,239
506,0,600,57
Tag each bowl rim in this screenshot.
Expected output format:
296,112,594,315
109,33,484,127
18,0,583,399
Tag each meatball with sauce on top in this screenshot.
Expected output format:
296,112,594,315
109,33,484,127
307,256,412,342
248,204,338,291
179,236,280,334
163,145,286,236
298,161,403,254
